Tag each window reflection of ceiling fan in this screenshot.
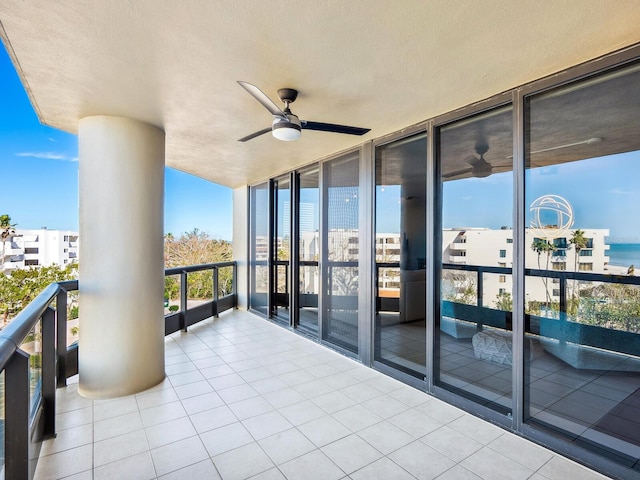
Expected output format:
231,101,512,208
442,142,510,179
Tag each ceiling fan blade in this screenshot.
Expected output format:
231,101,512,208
237,81,286,118
442,167,473,179
301,121,370,136
238,127,272,142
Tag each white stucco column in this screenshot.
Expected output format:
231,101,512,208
78,116,165,398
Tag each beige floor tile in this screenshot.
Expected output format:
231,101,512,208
350,457,415,480
213,442,275,480
140,400,187,427
157,459,221,480
200,421,254,457
258,428,316,465
190,404,238,433
34,444,93,479
145,416,197,449
388,440,456,480
151,436,209,477
298,416,352,447
321,433,383,474
94,429,149,467
279,450,345,480
94,451,155,480
94,411,143,442
421,425,484,462
461,446,535,480
357,420,414,455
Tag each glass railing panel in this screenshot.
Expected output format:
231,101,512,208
19,321,42,416
0,369,4,478
164,273,181,315
186,269,213,310
216,265,234,299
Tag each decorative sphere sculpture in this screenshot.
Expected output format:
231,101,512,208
529,194,574,239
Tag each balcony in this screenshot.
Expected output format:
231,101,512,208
449,255,467,263
0,262,616,480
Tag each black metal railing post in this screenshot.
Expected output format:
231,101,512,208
42,307,56,438
477,268,484,307
213,266,219,318
233,262,237,308
5,349,29,480
180,271,188,332
559,273,567,345
55,289,67,387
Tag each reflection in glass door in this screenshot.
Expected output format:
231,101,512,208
436,106,513,414
374,132,427,378
297,165,320,334
322,152,360,353
524,62,640,466
271,175,291,323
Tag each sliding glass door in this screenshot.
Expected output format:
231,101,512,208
374,132,427,378
322,152,360,353
436,106,514,414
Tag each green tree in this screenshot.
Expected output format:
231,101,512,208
0,262,78,325
569,229,587,273
0,214,17,269
164,230,233,300
494,291,513,311
568,229,588,314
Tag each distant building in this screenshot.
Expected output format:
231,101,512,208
442,227,610,306
0,229,79,271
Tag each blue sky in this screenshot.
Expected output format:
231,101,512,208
0,44,233,240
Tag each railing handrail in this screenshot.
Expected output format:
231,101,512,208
164,261,234,276
0,261,236,371
442,262,640,286
0,282,60,372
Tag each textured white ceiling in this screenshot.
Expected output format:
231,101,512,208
1,1,640,188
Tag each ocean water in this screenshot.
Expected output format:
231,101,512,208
607,243,640,267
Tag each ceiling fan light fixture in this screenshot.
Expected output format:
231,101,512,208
272,116,301,141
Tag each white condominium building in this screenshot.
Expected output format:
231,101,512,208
0,229,79,271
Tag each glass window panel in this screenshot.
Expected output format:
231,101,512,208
374,132,427,378
322,152,359,353
524,62,640,465
272,175,291,321
437,105,513,414
250,182,269,315
298,165,320,333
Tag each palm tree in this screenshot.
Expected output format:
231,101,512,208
569,229,587,273
531,237,556,305
569,229,588,310
0,214,17,271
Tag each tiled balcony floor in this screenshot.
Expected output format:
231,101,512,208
35,310,611,480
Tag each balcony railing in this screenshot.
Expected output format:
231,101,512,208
0,261,236,480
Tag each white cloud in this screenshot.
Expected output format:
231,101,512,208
461,195,472,201
610,188,636,195
16,152,78,162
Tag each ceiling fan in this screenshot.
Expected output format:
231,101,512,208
442,141,508,179
237,81,371,142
